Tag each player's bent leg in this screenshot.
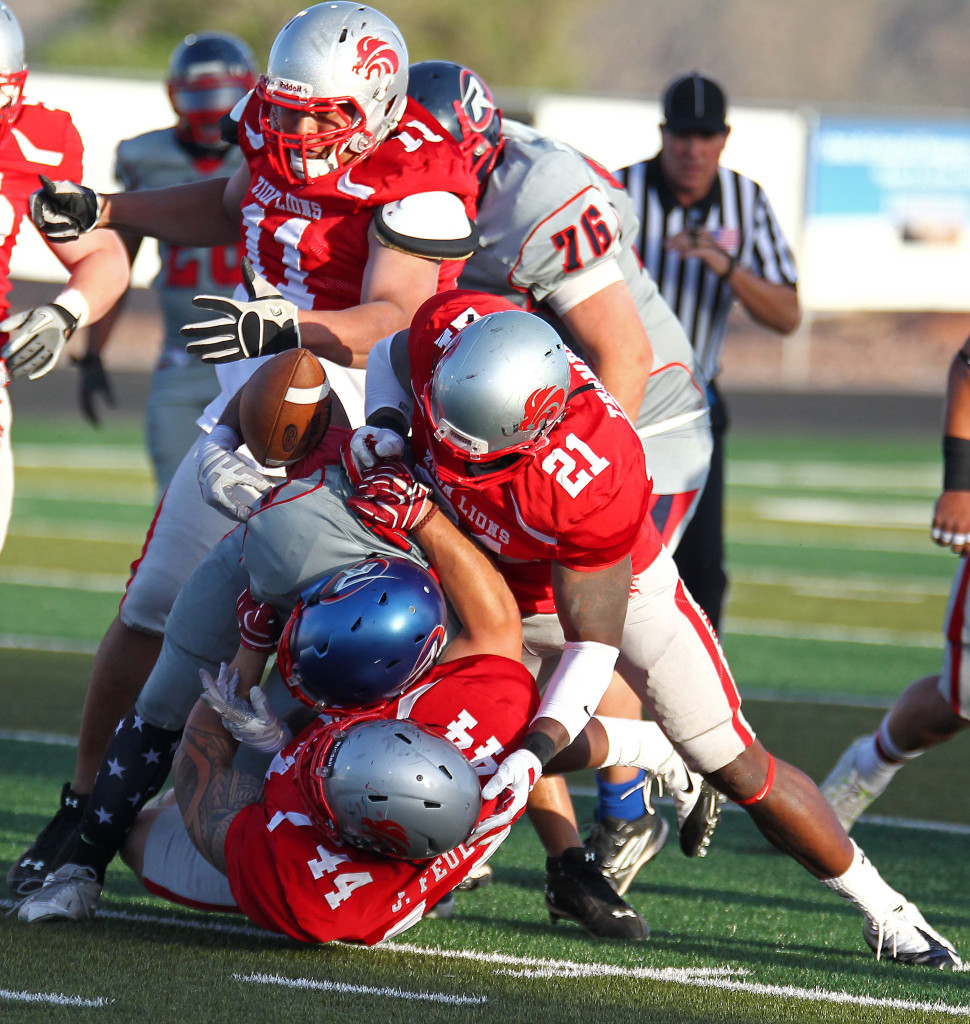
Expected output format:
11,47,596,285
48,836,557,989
0,388,12,554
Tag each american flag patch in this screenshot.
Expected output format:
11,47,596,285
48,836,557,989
712,227,740,254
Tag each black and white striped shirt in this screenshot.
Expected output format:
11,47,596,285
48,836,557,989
616,156,798,384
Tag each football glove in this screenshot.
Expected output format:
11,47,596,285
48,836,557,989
199,663,292,755
236,587,282,653
196,425,274,522
72,354,115,426
346,461,433,552
469,749,542,842
182,258,300,363
344,425,406,479
29,174,101,242
0,304,78,380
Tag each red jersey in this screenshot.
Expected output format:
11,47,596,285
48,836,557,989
236,94,478,311
224,654,538,945
0,102,83,320
407,291,662,614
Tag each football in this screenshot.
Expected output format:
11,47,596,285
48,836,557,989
238,349,332,468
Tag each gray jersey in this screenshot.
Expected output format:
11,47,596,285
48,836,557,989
460,120,705,433
115,128,245,358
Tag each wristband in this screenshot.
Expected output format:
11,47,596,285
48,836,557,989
520,731,557,768
943,435,970,491
410,502,439,534
53,288,90,330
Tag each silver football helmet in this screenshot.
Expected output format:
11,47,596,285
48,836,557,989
421,309,571,486
296,716,481,860
0,2,26,139
258,2,408,183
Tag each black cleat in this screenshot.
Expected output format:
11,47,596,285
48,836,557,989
672,774,723,857
585,812,669,895
7,783,87,896
544,847,649,941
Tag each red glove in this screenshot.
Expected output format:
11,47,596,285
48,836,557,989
346,461,434,552
236,587,283,652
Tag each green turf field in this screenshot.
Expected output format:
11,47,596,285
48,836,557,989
1,411,968,1023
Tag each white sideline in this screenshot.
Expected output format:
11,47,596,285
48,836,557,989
0,900,965,1014
0,987,110,1007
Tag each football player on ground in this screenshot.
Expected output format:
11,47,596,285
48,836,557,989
406,62,718,909
76,32,258,497
821,337,970,831
342,292,961,966
9,2,480,895
0,1,128,554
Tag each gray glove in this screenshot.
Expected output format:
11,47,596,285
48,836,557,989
29,174,101,242
0,304,78,379
199,663,292,755
195,424,274,522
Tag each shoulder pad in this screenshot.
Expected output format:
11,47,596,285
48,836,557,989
373,192,478,260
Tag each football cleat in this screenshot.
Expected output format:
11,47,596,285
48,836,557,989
820,736,888,833
665,767,723,857
863,900,961,969
7,782,87,895
456,861,493,892
585,812,670,896
426,891,455,919
544,847,649,941
16,863,102,923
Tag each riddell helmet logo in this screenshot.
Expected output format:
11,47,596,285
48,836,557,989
519,385,566,431
353,36,400,79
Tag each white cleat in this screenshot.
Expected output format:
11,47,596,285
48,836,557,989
864,900,961,969
820,737,889,833
17,863,101,923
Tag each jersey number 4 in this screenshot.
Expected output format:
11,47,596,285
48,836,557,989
551,205,612,273
541,433,610,497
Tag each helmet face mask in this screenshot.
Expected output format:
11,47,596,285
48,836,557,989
295,716,482,860
0,1,25,140
422,310,570,488
407,60,502,184
167,31,258,151
260,2,408,184
278,557,447,711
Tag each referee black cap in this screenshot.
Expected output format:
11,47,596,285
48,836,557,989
662,73,728,133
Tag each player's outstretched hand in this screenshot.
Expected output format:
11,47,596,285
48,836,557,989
196,424,274,522
346,460,432,552
0,304,78,380
931,490,970,554
343,425,406,482
29,175,101,242
182,258,300,363
72,354,115,426
199,662,291,755
469,748,543,842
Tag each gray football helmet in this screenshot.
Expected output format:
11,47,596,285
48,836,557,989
296,716,481,860
0,2,26,139
421,309,571,486
259,1,408,183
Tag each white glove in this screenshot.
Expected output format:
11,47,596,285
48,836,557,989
469,749,542,842
0,304,78,380
28,174,101,242
196,425,274,522
181,258,300,363
348,426,406,474
199,663,292,755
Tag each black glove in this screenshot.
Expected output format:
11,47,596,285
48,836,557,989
72,354,115,426
29,174,101,242
181,258,300,363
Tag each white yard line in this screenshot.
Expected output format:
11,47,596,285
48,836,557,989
236,972,487,1006
722,617,940,648
0,567,129,592
0,634,99,655
730,462,939,492
0,987,110,1008
14,445,149,471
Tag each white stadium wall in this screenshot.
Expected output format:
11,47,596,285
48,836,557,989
10,73,970,314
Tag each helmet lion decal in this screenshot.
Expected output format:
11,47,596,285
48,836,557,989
519,385,566,432
353,36,400,79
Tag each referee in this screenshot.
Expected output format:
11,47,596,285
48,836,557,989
616,72,801,630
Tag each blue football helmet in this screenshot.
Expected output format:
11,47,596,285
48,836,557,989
278,557,447,710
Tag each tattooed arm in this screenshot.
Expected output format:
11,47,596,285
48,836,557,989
172,700,265,875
